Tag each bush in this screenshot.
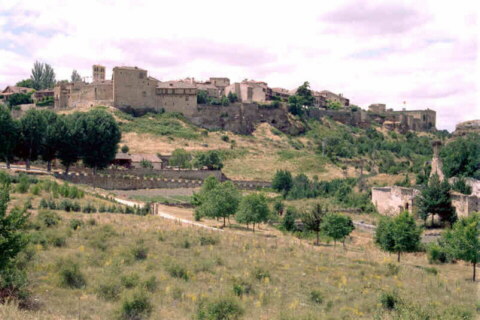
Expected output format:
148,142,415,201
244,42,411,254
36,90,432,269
15,175,30,193
200,235,219,246
385,263,400,276
47,232,66,247
232,279,253,297
427,243,451,264
252,267,270,281
96,279,122,301
143,276,158,293
131,242,148,261
197,297,244,320
70,219,84,230
37,210,61,228
310,290,323,304
118,291,152,320
121,273,140,289
57,260,86,289
82,203,97,213
282,207,297,232
380,291,399,310
221,135,229,142
167,264,189,281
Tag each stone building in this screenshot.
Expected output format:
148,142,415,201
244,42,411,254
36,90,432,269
318,90,350,107
372,141,480,218
54,79,113,109
367,104,436,132
93,65,106,82
225,80,271,103
271,87,291,101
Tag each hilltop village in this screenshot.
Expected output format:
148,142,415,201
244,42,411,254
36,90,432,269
2,64,436,134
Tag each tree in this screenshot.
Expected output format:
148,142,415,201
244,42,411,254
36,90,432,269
273,200,284,215
272,170,293,196
288,82,314,116
282,207,297,231
30,61,56,90
0,105,19,168
0,182,29,299
71,70,82,83
80,109,121,173
443,214,480,281
195,181,240,227
56,113,83,173
15,79,34,88
7,93,33,107
235,193,270,231
451,177,472,195
16,109,47,169
192,176,220,208
194,150,223,170
39,110,61,172
227,92,238,103
320,213,354,248
326,100,342,110
121,145,129,154
197,90,209,104
440,134,480,179
375,211,422,262
302,203,327,245
416,174,456,226
169,148,192,168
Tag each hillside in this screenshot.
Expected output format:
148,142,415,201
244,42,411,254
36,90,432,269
110,107,439,184
0,174,476,320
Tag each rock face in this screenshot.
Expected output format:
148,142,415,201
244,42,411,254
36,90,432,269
453,120,480,136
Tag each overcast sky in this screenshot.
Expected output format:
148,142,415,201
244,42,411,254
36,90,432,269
0,0,478,131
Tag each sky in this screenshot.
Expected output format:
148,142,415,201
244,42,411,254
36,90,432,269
0,0,478,131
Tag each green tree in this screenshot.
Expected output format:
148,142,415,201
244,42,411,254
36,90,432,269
0,182,30,299
80,109,121,174
375,211,422,262
282,207,297,231
17,109,47,169
416,174,456,226
192,175,220,209
326,100,342,110
440,134,480,179
235,193,270,232
227,92,238,103
56,114,83,173
295,82,314,106
169,148,192,168
39,110,61,172
443,214,480,281
320,213,355,248
15,79,34,88
195,181,240,227
194,150,223,170
302,203,326,245
71,70,82,83
451,177,472,195
271,170,293,196
6,93,33,107
0,105,19,168
30,61,56,90
121,145,129,153
197,90,209,104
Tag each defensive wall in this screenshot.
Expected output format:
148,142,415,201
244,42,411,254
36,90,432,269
75,168,226,181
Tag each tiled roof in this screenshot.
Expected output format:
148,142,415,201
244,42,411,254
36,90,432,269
157,81,196,89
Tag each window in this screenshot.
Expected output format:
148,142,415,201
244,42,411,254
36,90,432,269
186,96,189,101
142,91,147,97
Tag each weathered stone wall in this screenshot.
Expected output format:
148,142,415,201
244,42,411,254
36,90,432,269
307,109,370,128
372,186,419,216
452,193,480,218
113,67,158,111
94,168,226,181
190,103,293,135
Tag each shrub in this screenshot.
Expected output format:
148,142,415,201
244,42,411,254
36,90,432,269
167,263,189,281
15,175,30,193
200,235,219,246
380,291,399,310
118,291,152,320
424,266,438,275
252,267,270,281
96,279,122,301
232,279,253,297
70,219,84,230
87,218,97,226
131,241,148,260
82,203,97,213
143,276,158,293
310,290,323,304
30,184,41,196
197,297,244,320
427,243,451,264
221,135,229,142
39,198,48,209
385,263,400,276
57,260,86,289
121,273,140,289
37,210,61,228
47,232,66,247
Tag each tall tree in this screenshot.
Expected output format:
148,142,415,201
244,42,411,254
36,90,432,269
30,61,56,90
235,193,270,232
56,114,83,174
17,109,47,169
71,70,82,83
375,211,422,262
272,170,293,196
302,203,326,245
443,214,480,281
193,150,223,170
195,181,240,227
169,148,192,168
15,79,34,88
39,110,61,172
0,105,19,168
440,133,480,179
320,213,355,248
416,174,456,226
80,109,121,174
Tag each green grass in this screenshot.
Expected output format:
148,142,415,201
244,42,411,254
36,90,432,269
130,194,192,204
118,112,200,139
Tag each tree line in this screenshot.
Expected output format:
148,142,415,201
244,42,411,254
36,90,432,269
0,106,121,173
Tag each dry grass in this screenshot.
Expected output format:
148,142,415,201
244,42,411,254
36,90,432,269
1,181,477,320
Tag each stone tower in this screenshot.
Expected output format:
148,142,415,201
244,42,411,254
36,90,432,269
93,65,105,82
430,140,445,181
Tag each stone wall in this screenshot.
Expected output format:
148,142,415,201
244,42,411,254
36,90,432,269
452,193,480,218
307,109,370,128
92,168,226,181
371,186,419,216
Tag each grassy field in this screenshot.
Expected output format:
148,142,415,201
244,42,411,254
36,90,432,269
0,174,478,320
